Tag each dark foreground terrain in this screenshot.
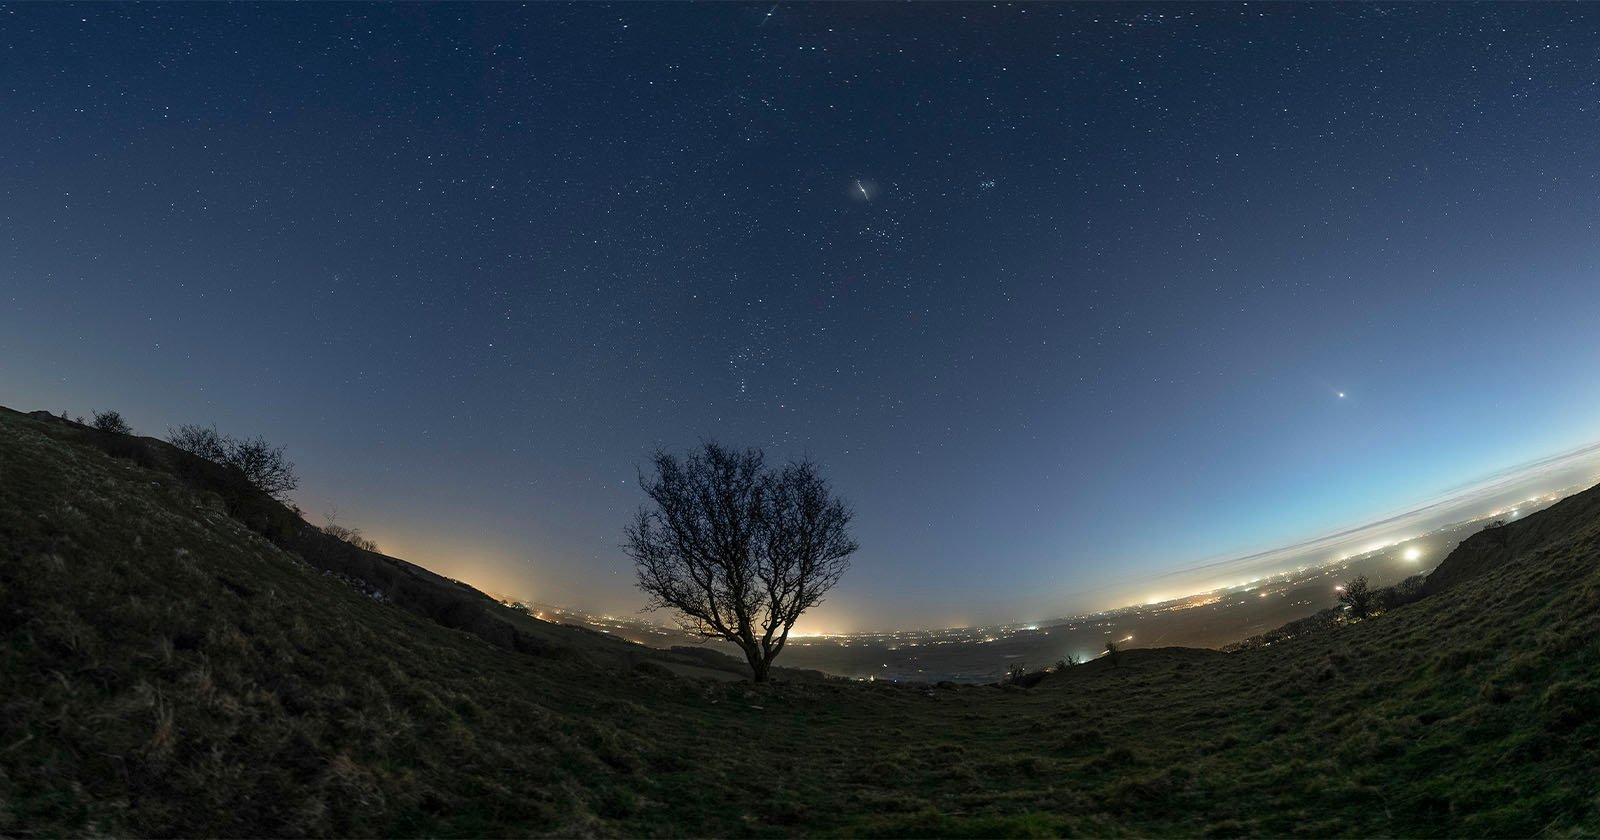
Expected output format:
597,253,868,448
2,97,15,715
3,406,1598,836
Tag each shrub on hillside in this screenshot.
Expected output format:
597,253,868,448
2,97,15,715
168,423,299,500
169,423,228,461
1002,662,1031,685
224,436,298,500
1481,518,1512,547
1012,668,1050,689
323,510,379,552
1227,574,1433,653
326,524,378,552
90,410,132,434
1376,574,1427,612
1338,575,1375,620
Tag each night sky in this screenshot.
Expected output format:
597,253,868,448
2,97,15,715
6,3,1600,631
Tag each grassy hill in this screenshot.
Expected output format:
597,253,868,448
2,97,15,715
3,406,1599,836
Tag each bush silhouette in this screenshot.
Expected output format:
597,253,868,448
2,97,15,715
168,423,298,500
1339,575,1376,619
323,509,379,552
1376,574,1427,612
90,410,132,434
168,423,228,461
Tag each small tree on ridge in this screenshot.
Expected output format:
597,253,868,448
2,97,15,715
1339,575,1375,620
168,423,298,501
227,435,298,500
169,423,228,461
91,410,132,435
624,442,857,683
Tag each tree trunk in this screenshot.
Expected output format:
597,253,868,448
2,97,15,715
745,648,771,683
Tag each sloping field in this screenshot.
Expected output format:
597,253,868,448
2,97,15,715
3,407,1598,836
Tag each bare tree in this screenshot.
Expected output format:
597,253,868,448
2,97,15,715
323,506,379,552
625,442,857,682
1338,575,1375,619
223,435,298,500
168,423,227,461
168,424,298,501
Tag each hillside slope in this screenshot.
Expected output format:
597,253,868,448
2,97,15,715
1,409,602,651
3,408,1599,836
0,407,760,680
1422,478,1600,597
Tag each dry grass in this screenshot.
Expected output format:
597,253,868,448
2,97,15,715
3,407,1599,836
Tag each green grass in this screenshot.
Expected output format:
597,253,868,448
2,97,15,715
3,406,1599,836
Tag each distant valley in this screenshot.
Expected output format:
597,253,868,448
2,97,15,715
521,489,1576,683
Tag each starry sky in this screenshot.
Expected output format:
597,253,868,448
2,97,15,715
5,3,1600,631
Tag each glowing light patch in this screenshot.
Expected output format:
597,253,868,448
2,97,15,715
1403,547,1422,561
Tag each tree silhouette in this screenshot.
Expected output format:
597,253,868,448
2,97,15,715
90,410,132,434
168,423,228,461
168,424,298,501
625,442,857,682
323,507,379,552
1339,575,1375,619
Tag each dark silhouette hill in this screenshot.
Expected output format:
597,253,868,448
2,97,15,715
1420,480,1600,597
3,405,1598,836
2,406,762,680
